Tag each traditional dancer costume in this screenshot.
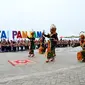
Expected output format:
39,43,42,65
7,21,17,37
77,34,85,62
27,32,35,57
43,24,58,62
39,33,46,54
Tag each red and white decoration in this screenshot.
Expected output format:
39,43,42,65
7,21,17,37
8,59,34,66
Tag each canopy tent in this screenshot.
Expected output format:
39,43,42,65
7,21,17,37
64,36,79,38
59,35,79,40
59,36,64,38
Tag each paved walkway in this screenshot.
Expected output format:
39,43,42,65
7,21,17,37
0,47,85,85
0,64,85,85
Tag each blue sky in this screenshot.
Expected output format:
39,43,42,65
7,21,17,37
0,0,85,37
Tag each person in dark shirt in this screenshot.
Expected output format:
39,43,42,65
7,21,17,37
27,32,35,57
43,24,58,62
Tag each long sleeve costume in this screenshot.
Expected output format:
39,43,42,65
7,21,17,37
80,38,85,61
27,37,35,55
39,35,46,54
77,35,85,62
44,33,58,59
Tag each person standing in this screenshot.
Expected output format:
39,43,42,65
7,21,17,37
27,32,35,57
43,24,58,62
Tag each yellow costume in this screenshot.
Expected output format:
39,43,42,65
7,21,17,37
77,34,85,62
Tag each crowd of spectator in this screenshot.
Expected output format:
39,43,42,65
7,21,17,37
0,39,80,52
56,39,80,47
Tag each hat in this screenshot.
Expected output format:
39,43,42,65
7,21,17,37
50,24,56,29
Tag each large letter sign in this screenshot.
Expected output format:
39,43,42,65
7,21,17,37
1,31,7,38
17,31,22,38
12,31,17,39
37,31,42,38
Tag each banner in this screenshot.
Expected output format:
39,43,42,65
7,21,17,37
0,30,42,39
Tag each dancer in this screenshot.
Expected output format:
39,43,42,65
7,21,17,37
80,34,85,49
39,31,46,54
77,34,85,62
27,32,35,57
43,24,58,62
